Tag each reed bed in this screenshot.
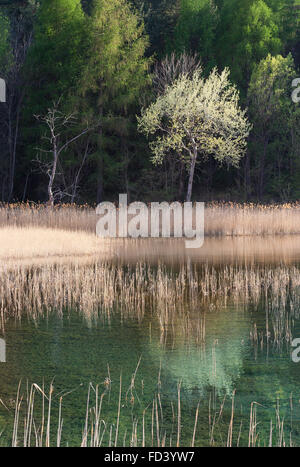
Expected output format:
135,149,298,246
205,202,300,236
0,261,299,348
0,202,300,237
0,203,299,447
0,227,103,260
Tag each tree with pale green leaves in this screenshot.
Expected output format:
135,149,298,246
138,68,252,201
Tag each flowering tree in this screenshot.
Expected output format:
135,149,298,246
138,67,252,201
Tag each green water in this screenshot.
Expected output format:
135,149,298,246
1,248,300,446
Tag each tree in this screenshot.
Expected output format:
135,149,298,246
0,11,10,194
264,0,300,46
172,0,218,68
138,67,251,201
78,0,150,202
24,0,87,115
132,0,178,57
21,0,89,201
0,2,37,201
152,51,202,199
247,53,300,199
216,0,282,93
153,51,201,96
35,101,93,206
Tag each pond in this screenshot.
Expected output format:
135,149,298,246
0,237,300,447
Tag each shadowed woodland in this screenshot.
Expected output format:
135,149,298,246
0,0,299,204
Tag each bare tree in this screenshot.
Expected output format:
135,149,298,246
35,101,93,206
58,135,92,203
153,51,202,96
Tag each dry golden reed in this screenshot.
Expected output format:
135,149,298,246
0,202,300,237
0,261,299,347
0,227,103,260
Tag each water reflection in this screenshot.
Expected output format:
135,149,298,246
105,236,300,265
0,237,299,446
2,235,300,270
147,304,250,396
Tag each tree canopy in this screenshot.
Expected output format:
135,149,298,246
0,0,299,202
138,67,251,201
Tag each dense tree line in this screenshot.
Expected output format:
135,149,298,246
0,0,299,203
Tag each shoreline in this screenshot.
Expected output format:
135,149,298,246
0,229,299,266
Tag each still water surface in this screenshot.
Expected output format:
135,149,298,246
0,237,300,446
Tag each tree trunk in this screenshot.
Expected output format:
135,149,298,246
186,151,197,202
97,107,104,204
243,149,251,200
178,159,185,201
97,154,104,204
8,93,23,202
48,145,58,207
259,138,268,199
